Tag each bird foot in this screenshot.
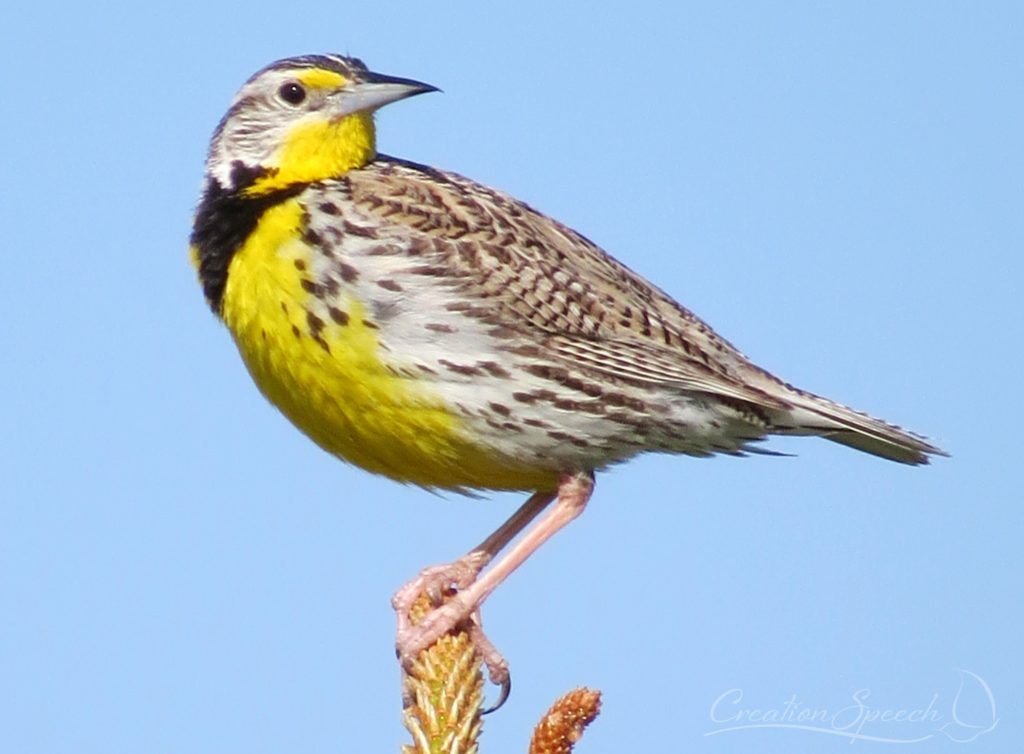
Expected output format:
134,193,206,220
392,558,511,698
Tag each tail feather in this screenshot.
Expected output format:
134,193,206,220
770,393,947,466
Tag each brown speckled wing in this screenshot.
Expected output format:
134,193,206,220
345,156,792,409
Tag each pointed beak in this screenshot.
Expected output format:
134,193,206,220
334,71,439,118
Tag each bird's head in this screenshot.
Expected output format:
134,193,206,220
203,54,437,196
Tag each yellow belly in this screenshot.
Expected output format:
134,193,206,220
216,198,556,491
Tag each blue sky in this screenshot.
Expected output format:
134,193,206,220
2,2,1020,752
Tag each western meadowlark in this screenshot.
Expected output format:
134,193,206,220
191,54,944,690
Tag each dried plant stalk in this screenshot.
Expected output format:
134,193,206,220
528,688,602,754
397,595,602,753
401,594,485,754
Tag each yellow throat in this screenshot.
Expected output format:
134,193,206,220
247,112,377,196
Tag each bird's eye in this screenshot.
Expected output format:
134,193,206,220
279,82,306,105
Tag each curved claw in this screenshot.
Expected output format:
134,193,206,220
482,674,512,715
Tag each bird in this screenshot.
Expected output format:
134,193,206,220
191,53,945,692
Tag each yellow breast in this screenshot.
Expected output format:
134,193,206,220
217,196,556,491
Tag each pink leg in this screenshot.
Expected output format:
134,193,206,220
393,472,595,685
391,488,555,637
